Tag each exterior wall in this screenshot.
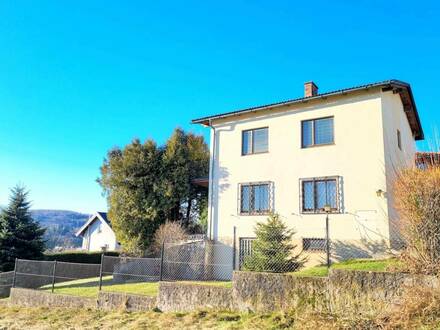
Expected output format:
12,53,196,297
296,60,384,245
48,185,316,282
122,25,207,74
81,219,120,252
381,91,417,247
206,88,417,266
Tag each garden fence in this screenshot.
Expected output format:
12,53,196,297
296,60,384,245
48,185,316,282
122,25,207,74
10,239,235,295
0,271,14,298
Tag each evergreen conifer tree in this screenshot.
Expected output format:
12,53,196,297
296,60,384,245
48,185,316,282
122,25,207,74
243,213,305,272
0,186,45,271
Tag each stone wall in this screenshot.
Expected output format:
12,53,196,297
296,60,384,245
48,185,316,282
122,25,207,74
328,269,440,315
98,291,156,312
8,270,440,315
9,288,96,309
232,271,328,312
157,282,233,312
232,269,440,315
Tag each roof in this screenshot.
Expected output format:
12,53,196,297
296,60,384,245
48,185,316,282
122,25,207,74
192,79,424,140
75,212,111,237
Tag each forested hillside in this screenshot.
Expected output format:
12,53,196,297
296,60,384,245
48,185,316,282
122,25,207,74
31,210,89,250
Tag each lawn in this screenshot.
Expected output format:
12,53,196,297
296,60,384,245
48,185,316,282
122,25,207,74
37,258,396,297
294,258,401,277
40,276,231,298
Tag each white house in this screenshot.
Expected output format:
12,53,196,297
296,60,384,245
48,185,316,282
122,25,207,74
76,212,121,252
192,80,424,269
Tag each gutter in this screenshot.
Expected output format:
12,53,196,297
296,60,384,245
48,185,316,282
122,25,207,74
208,119,216,240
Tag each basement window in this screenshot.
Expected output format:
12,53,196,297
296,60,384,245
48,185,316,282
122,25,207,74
303,238,326,251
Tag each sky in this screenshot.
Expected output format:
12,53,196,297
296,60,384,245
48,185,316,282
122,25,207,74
0,1,439,213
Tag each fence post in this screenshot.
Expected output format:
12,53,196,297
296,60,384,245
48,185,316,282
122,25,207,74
326,213,331,268
232,226,236,271
159,241,165,281
12,258,18,288
98,253,104,291
51,261,57,293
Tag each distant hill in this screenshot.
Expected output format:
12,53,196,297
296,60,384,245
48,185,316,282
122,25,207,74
31,210,90,250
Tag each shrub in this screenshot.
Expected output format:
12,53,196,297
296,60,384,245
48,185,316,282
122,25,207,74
44,251,120,264
394,166,440,274
243,213,305,273
149,222,188,255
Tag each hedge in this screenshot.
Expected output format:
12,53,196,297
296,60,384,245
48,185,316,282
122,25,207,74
44,251,120,264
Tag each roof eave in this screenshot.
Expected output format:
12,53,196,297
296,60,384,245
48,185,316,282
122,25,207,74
191,80,424,141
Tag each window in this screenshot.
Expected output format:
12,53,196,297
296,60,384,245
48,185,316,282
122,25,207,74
303,238,326,251
239,237,256,269
301,177,340,213
302,117,334,148
242,127,268,155
240,182,271,215
397,129,402,150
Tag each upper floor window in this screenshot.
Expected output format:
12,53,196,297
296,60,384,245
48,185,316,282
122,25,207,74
397,129,402,150
242,127,268,155
302,117,334,148
240,182,272,215
301,177,340,213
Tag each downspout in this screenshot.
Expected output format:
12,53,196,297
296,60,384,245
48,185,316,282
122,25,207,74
208,119,216,240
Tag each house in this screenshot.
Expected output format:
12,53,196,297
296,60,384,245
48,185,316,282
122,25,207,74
76,212,121,252
192,80,423,269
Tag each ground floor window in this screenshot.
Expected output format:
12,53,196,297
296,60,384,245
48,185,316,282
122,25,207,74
239,182,272,215
300,176,341,213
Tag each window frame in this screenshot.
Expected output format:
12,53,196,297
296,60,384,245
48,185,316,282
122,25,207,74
302,238,326,252
299,176,341,214
241,127,269,156
301,116,335,148
238,181,273,216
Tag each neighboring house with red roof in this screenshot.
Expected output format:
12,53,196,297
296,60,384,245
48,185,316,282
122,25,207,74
76,212,121,252
193,79,424,270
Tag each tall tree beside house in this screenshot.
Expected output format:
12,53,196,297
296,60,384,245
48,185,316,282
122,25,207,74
243,213,305,273
99,128,209,255
0,186,46,271
99,139,167,254
163,128,209,227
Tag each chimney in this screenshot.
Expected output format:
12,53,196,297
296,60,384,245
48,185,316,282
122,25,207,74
304,81,318,97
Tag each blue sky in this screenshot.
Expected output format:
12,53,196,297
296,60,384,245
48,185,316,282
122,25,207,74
0,1,439,213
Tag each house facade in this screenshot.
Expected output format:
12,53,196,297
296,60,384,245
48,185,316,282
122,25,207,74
193,80,423,268
76,212,121,252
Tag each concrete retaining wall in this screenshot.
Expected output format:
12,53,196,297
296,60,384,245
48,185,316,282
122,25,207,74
9,288,96,309
232,271,328,312
232,269,440,314
98,291,156,311
328,269,440,315
8,270,440,315
158,282,233,312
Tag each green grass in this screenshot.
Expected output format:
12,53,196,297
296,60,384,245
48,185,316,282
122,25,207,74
40,276,232,297
40,276,159,297
294,258,401,277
